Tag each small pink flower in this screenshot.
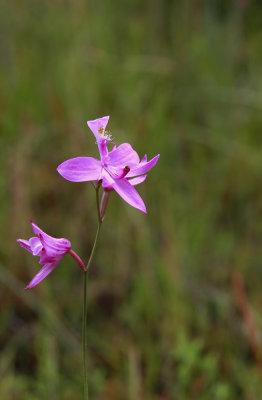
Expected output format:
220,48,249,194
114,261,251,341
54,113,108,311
17,221,85,289
57,116,160,213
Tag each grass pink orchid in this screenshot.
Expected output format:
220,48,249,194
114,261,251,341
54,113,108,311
57,116,160,213
17,116,160,398
17,221,85,289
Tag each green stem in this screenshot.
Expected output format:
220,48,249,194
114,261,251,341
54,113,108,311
82,187,102,399
82,271,88,399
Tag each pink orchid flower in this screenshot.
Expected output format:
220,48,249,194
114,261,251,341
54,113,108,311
17,221,85,289
57,116,160,213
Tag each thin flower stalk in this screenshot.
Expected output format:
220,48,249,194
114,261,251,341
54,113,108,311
82,185,102,399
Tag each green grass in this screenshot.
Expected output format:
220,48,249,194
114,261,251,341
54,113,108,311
1,1,262,398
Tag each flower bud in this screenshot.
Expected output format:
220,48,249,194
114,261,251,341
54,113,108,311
100,189,110,221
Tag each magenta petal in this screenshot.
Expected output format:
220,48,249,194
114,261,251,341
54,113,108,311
25,262,57,290
101,170,114,190
38,234,71,257
39,249,57,265
112,178,147,213
57,157,102,182
31,221,71,256
31,221,45,237
17,239,32,253
108,143,140,167
126,154,160,178
128,174,147,186
29,237,43,255
105,165,130,180
87,116,110,139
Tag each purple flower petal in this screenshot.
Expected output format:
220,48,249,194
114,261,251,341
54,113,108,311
87,116,110,140
112,178,147,213
29,237,43,255
17,239,32,253
126,154,160,178
105,165,130,180
128,175,147,186
39,234,71,256
108,143,140,168
39,249,57,265
57,157,102,182
25,262,57,290
87,116,111,159
101,170,115,190
30,221,44,237
31,221,71,256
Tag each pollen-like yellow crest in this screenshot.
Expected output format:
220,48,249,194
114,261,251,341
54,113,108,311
98,126,112,140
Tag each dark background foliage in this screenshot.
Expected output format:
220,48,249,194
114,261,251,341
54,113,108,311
1,0,262,398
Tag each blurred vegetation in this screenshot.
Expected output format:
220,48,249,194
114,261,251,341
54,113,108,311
1,0,262,398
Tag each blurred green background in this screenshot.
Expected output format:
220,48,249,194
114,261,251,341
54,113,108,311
1,0,262,399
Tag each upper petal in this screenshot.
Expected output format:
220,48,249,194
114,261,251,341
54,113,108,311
112,178,147,213
57,157,102,182
126,154,160,178
25,262,57,290
87,116,111,160
87,116,110,140
108,143,140,168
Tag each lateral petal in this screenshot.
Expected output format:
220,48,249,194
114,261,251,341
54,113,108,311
108,143,140,168
126,154,160,178
25,262,57,290
112,178,147,213
57,157,102,182
128,175,147,186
